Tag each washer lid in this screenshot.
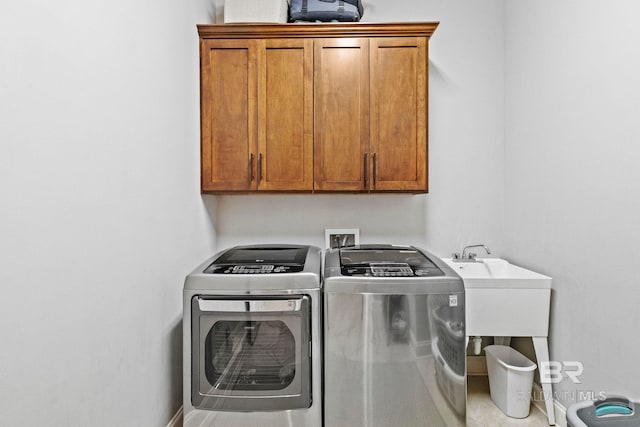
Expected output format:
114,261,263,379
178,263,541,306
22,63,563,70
204,244,310,274
339,245,445,277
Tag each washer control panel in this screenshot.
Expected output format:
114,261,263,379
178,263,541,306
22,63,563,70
370,263,414,277
343,262,424,277
338,246,446,278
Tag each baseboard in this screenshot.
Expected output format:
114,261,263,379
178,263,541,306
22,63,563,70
166,406,183,427
532,382,567,427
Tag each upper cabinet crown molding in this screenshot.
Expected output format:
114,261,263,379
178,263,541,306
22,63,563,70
197,22,439,39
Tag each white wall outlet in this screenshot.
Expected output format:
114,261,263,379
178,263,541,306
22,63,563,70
325,228,360,250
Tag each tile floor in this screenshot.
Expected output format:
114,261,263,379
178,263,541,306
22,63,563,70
179,371,553,427
467,375,550,427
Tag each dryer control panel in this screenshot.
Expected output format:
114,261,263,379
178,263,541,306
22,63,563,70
205,264,303,274
203,245,309,274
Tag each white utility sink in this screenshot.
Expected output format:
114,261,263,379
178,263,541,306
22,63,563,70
443,258,551,288
443,257,556,425
442,257,551,337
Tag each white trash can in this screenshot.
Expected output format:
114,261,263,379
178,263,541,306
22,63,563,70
485,345,537,418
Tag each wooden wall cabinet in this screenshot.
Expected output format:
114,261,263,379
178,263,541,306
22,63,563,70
313,38,370,191
198,23,438,193
200,38,313,192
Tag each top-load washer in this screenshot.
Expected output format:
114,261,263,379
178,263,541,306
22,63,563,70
183,244,322,427
323,244,466,427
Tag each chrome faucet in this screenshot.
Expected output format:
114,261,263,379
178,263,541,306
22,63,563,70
452,244,491,262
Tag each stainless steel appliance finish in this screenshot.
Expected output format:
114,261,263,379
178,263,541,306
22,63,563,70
324,245,466,427
183,244,322,427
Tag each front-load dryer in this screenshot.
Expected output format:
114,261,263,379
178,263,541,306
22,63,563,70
183,244,322,427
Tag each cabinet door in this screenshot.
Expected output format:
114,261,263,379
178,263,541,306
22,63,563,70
314,39,370,191
369,37,428,192
201,39,258,192
257,39,313,191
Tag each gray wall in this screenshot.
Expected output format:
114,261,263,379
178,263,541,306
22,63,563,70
215,0,507,257
504,0,640,404
0,0,507,424
0,1,216,425
5,0,638,424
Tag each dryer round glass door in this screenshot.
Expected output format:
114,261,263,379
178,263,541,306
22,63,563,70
191,296,312,411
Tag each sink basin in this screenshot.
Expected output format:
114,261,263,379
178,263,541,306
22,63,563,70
442,257,551,337
442,258,551,289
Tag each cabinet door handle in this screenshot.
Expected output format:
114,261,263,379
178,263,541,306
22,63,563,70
258,153,263,182
373,153,377,186
364,153,369,188
249,154,255,181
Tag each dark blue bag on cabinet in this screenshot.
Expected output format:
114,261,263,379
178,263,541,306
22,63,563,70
290,0,364,22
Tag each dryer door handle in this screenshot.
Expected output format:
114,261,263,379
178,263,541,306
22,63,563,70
195,297,306,313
